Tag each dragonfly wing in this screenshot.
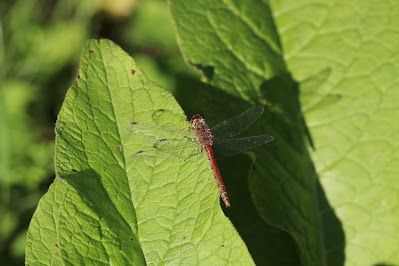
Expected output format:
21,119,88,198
124,122,195,146
131,143,201,161
125,122,199,161
211,105,264,138
213,135,274,157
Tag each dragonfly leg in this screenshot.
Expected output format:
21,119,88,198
184,143,201,161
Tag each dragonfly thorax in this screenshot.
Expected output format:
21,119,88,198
191,115,213,146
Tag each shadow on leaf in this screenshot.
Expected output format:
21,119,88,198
181,73,346,265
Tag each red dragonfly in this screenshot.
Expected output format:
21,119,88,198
125,105,274,207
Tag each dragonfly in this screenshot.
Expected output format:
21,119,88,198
124,105,274,207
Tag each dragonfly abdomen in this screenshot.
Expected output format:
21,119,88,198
203,145,230,207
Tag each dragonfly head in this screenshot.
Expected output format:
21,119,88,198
190,114,206,127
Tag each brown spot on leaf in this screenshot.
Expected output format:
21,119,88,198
54,244,59,248
116,145,121,151
89,50,94,54
72,169,77,172
97,39,101,44
131,69,136,75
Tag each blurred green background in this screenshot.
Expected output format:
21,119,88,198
0,0,201,264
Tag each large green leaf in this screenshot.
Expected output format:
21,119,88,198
170,0,399,265
25,39,253,265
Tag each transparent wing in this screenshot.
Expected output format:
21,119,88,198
125,122,196,146
130,143,201,161
213,135,275,157
211,105,264,138
124,122,198,161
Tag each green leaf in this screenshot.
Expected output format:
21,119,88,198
170,0,399,265
26,39,254,265
271,1,399,265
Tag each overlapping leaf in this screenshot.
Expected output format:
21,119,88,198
170,0,399,265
